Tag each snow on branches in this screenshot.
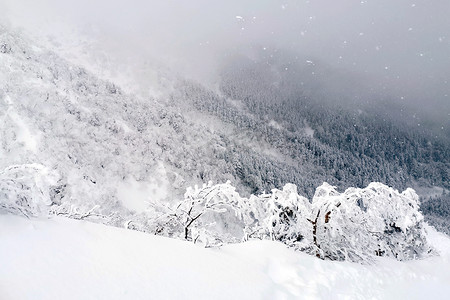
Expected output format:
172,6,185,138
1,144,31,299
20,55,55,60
149,181,432,262
310,182,429,262
0,164,62,217
148,181,249,247
253,184,312,250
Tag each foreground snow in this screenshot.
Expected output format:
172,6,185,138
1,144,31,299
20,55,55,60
1,215,449,300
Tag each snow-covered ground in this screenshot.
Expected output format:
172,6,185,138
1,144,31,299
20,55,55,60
1,215,449,300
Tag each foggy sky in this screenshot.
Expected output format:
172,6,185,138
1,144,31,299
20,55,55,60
1,0,449,123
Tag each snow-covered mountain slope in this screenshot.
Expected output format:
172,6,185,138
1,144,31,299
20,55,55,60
0,25,243,219
1,214,449,300
0,21,448,234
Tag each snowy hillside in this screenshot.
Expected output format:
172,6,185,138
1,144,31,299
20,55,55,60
1,214,449,300
0,25,241,219
1,23,448,232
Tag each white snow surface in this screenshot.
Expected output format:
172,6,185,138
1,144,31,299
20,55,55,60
1,215,449,300
117,163,170,213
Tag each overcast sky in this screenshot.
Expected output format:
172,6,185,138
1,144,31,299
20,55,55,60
1,0,449,122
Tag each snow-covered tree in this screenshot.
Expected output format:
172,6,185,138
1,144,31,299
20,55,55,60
0,164,63,217
310,183,378,262
259,184,312,250
148,181,250,247
353,183,430,260
147,180,431,262
310,182,431,262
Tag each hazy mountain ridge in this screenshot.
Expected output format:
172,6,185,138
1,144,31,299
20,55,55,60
170,54,450,231
173,60,448,194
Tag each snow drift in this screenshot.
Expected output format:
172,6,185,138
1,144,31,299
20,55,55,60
0,214,449,300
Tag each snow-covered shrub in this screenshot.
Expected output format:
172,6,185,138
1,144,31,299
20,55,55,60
351,183,430,260
148,182,312,248
0,164,63,217
147,180,431,262
148,181,250,247
310,182,431,262
310,183,379,262
259,184,312,250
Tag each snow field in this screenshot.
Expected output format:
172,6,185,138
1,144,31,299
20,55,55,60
1,215,449,300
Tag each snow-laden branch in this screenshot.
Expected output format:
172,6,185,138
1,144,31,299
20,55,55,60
149,181,432,263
